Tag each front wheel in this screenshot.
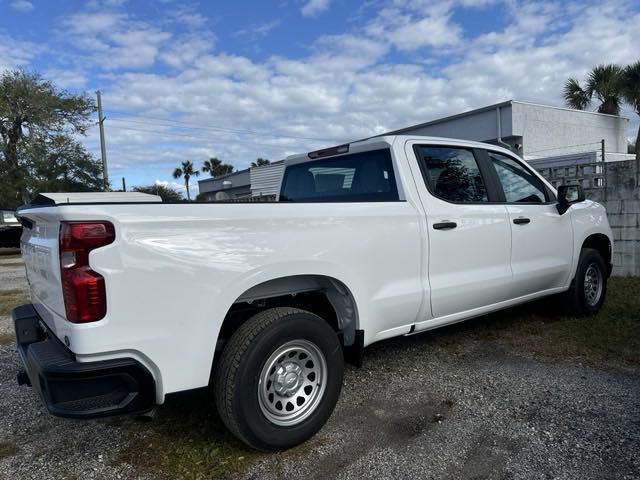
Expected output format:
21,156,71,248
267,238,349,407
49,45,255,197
214,307,344,451
565,248,608,316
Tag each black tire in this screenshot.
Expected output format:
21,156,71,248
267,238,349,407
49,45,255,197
214,307,344,451
565,248,608,316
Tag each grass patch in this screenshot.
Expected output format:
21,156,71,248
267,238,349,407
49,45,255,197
117,390,260,479
0,288,29,316
451,277,640,366
0,248,20,256
0,332,15,346
0,441,18,459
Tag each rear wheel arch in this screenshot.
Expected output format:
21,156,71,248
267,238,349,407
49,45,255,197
215,275,360,354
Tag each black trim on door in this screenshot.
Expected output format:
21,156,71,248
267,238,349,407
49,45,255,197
473,148,506,203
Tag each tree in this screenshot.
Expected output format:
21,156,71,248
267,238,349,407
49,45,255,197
202,157,234,177
172,160,199,201
251,157,271,167
621,60,640,164
25,135,104,193
133,184,183,202
0,69,97,206
563,64,624,115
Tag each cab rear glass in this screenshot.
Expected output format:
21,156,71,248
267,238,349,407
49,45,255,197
279,149,399,202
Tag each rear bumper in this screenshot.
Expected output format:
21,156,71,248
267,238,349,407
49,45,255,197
12,304,155,419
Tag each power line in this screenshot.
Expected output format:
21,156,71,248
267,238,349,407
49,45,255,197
107,110,344,143
526,141,602,156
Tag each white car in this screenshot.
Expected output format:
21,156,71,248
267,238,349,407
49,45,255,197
13,136,612,451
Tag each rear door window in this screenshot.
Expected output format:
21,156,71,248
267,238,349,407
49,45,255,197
415,146,489,203
280,149,399,202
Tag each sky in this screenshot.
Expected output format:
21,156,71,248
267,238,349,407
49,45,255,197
1,0,639,197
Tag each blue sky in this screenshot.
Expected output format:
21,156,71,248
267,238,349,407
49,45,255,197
1,0,639,196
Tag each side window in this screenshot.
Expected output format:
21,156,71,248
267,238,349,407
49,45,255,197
279,149,398,202
488,152,547,203
416,146,488,203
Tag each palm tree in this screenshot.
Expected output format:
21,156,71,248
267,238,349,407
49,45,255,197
621,60,640,164
172,160,199,201
563,64,624,115
202,157,234,177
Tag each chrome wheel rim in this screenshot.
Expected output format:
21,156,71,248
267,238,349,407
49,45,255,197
584,262,603,307
258,339,327,426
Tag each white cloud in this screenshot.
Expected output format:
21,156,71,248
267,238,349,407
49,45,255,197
387,13,462,50
87,0,128,8
159,34,215,69
7,0,640,190
234,20,281,41
365,0,464,51
10,0,34,12
301,0,331,17
168,7,208,28
43,68,88,89
0,34,41,71
64,12,125,34
61,12,174,69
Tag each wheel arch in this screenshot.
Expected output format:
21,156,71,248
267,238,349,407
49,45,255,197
581,233,612,276
216,274,360,350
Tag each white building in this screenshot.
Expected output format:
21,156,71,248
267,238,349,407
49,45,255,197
379,100,629,160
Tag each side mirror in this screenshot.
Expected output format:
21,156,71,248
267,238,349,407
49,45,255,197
557,184,585,215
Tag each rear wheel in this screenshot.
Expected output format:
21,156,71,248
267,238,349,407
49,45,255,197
565,248,607,316
214,307,343,451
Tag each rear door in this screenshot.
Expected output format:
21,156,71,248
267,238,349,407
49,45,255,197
485,150,573,296
408,143,513,320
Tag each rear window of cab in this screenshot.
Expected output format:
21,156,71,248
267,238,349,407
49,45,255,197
279,149,399,202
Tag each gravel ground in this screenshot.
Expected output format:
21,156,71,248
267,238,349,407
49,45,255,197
0,252,28,293
0,255,639,480
239,338,640,480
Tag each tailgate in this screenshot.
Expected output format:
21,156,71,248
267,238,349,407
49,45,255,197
17,191,157,333
19,209,66,331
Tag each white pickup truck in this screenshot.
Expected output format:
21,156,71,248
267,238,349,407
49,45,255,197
13,136,612,451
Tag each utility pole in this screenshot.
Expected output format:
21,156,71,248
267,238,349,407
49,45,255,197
121,177,126,192
96,90,109,188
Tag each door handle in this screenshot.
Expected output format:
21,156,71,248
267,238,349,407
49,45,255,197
433,221,457,230
513,217,531,225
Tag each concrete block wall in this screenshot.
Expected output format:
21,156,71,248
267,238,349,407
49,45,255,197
535,158,640,276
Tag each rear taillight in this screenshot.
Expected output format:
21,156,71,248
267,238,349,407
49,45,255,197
59,222,115,323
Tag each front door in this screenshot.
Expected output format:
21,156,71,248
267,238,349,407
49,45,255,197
486,151,574,297
409,143,513,320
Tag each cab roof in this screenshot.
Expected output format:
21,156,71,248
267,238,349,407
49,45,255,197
284,135,517,166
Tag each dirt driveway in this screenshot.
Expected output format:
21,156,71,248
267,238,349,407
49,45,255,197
1,251,639,479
